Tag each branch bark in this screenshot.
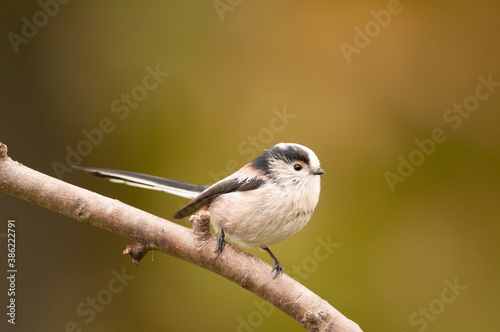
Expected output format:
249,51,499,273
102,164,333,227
0,142,362,332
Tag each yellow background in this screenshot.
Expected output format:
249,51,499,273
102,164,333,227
1,1,499,331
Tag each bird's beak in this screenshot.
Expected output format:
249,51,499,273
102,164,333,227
313,168,325,175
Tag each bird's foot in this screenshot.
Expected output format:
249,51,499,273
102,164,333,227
214,227,225,259
263,246,284,279
271,261,284,279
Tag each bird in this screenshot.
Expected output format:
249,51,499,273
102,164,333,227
73,143,324,278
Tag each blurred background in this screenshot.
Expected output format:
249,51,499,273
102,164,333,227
1,1,500,331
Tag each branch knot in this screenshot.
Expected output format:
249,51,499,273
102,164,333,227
0,142,8,158
301,310,327,331
123,243,150,264
190,210,212,242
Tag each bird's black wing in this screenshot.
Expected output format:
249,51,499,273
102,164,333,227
173,176,265,220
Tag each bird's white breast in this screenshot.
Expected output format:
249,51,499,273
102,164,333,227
208,177,321,249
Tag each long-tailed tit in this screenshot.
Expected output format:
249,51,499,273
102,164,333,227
74,143,324,278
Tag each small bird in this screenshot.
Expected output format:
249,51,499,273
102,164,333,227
74,143,324,278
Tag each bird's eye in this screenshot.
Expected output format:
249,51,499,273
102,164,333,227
294,163,303,171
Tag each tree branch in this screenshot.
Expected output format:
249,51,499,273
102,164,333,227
0,142,362,332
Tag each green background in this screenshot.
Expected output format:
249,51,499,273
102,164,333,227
1,1,500,331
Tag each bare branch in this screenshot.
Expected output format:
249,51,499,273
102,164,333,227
0,142,362,332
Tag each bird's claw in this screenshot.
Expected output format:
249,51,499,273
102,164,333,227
272,263,284,279
214,227,225,259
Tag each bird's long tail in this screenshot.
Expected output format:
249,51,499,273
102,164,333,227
72,166,209,199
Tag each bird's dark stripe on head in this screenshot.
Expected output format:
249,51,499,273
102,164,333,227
277,145,311,164
251,144,310,174
250,153,271,174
